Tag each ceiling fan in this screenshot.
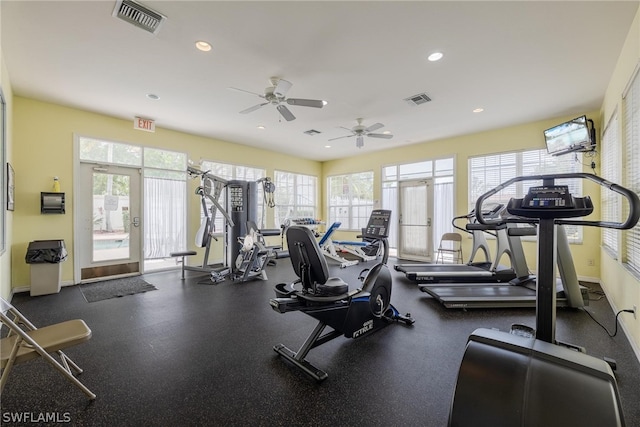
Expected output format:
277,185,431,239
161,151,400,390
229,77,325,121
329,118,393,148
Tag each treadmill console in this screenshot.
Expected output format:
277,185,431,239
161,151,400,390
523,185,574,209
507,185,593,219
362,209,392,239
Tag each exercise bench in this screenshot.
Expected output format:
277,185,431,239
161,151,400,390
170,250,198,279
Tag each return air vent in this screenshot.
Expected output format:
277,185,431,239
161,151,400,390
404,93,432,106
304,129,322,136
113,0,166,35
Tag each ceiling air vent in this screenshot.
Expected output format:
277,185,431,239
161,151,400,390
304,129,322,136
404,93,432,106
113,0,166,35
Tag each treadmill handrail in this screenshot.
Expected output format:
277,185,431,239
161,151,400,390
452,205,505,238
474,173,640,230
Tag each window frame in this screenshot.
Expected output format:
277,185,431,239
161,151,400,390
468,148,585,243
622,67,640,277
600,110,620,258
199,160,266,234
327,171,374,231
274,170,318,228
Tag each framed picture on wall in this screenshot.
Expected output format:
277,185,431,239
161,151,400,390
7,163,14,211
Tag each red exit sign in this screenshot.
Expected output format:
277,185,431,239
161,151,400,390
134,117,155,132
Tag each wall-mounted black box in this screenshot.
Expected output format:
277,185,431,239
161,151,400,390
41,192,65,214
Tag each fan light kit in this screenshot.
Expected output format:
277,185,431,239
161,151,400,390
229,77,325,122
329,118,394,149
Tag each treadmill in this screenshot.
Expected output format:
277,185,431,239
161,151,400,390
395,205,529,284
418,212,589,309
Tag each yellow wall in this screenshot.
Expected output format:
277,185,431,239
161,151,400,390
11,97,321,287
600,9,640,356
322,112,603,281
1,6,16,300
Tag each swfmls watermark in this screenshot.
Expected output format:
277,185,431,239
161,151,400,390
2,412,72,424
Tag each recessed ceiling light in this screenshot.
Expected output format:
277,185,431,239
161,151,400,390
473,108,484,113
195,40,212,52
324,145,331,148
428,52,444,62
257,125,265,130
146,93,160,100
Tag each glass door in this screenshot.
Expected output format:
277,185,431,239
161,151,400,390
78,163,141,281
397,179,433,261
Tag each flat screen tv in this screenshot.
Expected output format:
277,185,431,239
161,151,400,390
544,115,594,156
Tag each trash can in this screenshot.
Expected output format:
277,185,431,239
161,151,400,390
25,240,68,296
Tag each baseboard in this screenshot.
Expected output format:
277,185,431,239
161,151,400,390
11,280,76,295
577,275,601,284
597,283,640,365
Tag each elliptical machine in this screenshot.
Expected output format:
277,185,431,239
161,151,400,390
269,209,414,381
448,173,640,427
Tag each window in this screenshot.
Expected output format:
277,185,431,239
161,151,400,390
601,112,620,256
143,148,188,261
327,172,374,230
78,137,189,271
382,158,455,250
200,161,266,232
623,70,640,275
79,138,142,166
469,149,583,242
0,89,5,254
274,171,317,227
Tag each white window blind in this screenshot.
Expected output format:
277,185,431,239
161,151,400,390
469,149,583,242
623,70,640,275
601,112,620,255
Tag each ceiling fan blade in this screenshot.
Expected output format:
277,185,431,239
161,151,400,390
328,134,355,141
239,103,268,114
228,87,265,98
365,123,384,133
273,79,293,98
356,135,364,148
276,104,296,121
367,133,393,139
286,98,325,108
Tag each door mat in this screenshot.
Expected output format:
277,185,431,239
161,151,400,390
80,276,157,303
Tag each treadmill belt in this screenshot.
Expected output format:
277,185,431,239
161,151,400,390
420,282,576,309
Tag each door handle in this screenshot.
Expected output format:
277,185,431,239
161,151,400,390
132,217,140,227
427,218,432,227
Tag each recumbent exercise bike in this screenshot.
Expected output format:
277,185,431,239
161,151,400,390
269,209,414,381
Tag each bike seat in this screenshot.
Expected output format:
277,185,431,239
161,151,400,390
315,277,349,296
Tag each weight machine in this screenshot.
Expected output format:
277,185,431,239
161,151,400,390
181,167,278,283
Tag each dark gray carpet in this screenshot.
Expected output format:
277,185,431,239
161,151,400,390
2,260,639,426
79,276,157,303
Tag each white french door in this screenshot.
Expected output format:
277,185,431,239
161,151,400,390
397,179,433,261
77,163,141,281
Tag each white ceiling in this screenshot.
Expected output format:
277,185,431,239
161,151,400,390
2,1,637,161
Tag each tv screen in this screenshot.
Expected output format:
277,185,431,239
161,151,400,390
544,115,592,156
